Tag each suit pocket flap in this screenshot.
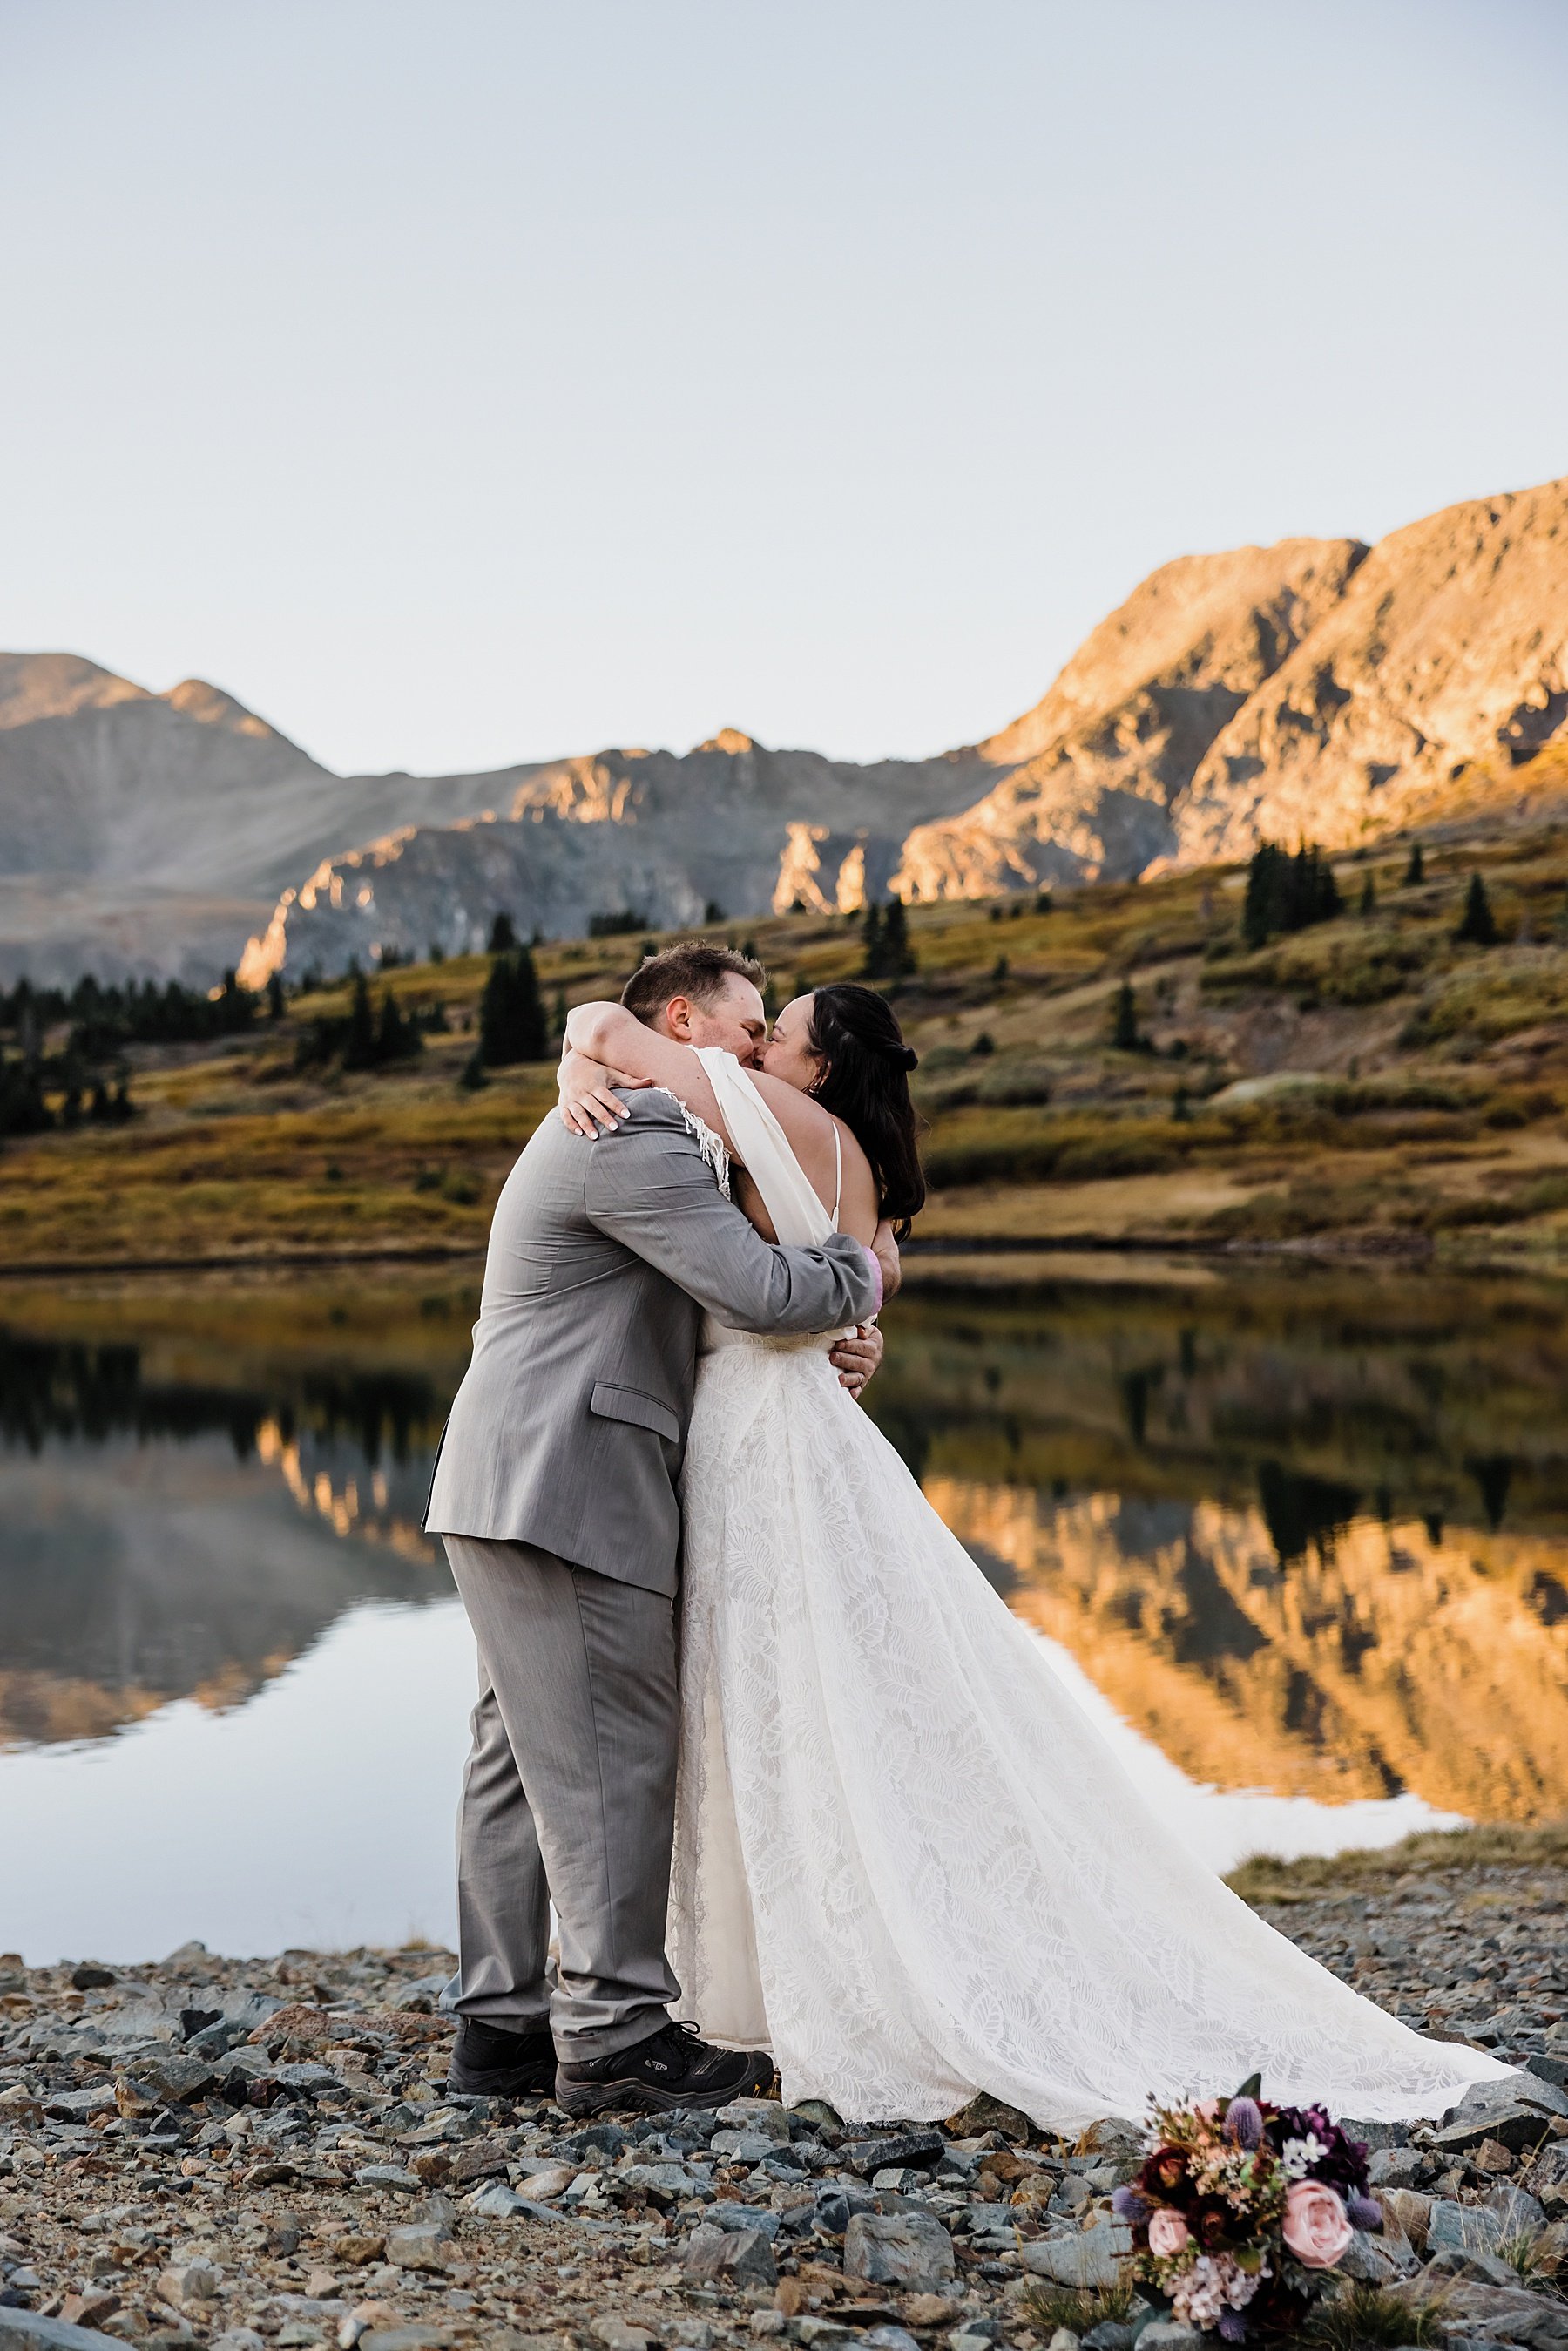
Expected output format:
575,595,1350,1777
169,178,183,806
589,1382,681,1446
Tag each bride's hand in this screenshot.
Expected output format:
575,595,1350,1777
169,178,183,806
872,1216,902,1301
558,1048,652,1138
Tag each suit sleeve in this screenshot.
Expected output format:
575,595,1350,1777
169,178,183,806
584,1098,879,1334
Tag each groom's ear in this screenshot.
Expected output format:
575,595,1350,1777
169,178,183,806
664,994,696,1040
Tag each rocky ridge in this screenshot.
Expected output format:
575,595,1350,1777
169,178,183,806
3,1849,1568,2351
3,475,1565,990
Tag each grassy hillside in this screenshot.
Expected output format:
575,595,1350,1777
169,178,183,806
5,785,1568,1271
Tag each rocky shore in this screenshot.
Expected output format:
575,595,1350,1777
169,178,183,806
3,1834,1567,2351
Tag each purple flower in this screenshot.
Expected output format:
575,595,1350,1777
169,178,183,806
1225,2097,1264,2151
1112,2185,1153,2222
1218,2312,1247,2341
1347,2192,1382,2233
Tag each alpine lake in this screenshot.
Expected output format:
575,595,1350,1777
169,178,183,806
3,1252,1566,1964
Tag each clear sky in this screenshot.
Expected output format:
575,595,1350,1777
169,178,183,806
2,0,1565,777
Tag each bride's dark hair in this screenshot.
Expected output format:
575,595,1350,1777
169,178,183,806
805,984,926,1243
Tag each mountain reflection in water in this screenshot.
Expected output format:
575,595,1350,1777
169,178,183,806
2,1267,1566,1828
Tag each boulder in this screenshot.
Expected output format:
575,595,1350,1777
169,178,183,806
683,2223,778,2290
1435,2077,1568,2157
1429,2200,1505,2256
944,2093,1034,2144
843,2212,956,2291
1020,2220,1132,2290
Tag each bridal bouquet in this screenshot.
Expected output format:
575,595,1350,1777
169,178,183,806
1111,2078,1382,2338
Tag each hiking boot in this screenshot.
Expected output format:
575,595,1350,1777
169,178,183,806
555,2018,774,2116
446,2016,558,2099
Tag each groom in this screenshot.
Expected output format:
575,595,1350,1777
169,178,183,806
424,940,889,2114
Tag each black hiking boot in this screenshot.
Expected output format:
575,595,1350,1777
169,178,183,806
555,2018,774,2116
446,2016,558,2099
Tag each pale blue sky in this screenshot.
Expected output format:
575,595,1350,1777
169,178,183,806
2,0,1564,776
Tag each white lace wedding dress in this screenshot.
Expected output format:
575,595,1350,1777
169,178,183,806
667,1049,1512,2130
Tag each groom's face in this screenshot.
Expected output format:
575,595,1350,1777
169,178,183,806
661,973,767,1066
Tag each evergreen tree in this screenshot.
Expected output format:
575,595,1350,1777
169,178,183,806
342,971,378,1070
458,1046,489,1092
375,989,422,1065
1456,873,1498,946
551,989,569,1051
1402,843,1426,887
1111,979,1140,1051
882,898,916,978
0,1055,51,1138
480,946,548,1067
860,903,885,977
489,911,517,953
1242,841,1342,947
266,972,286,1020
1359,873,1377,917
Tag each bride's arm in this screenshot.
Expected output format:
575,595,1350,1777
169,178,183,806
562,1003,729,1142
565,1000,852,1219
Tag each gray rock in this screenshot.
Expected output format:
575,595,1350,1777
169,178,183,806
841,2131,948,2176
466,2179,529,2219
702,2205,781,2241
1339,2228,1408,2283
1435,2077,1568,2156
1020,2220,1132,2290
1526,2055,1568,2092
1429,2201,1506,2256
1073,2121,1143,2159
1370,2148,1428,2188
1423,2280,1568,2349
1484,2183,1547,2235
682,2223,778,2290
1134,2329,1202,2351
843,2210,956,2291
157,2258,220,2307
353,2165,420,2194
0,2316,141,2349
384,2219,453,2273
618,2162,710,2205
715,2101,792,2143
709,2132,779,2164
590,2321,653,2351
864,2334,922,2351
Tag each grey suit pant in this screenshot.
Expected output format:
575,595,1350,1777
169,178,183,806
443,1535,680,2059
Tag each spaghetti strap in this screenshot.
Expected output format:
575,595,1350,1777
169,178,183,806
831,1123,842,1230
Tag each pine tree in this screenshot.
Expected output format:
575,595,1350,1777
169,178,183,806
458,1046,489,1092
266,972,286,1020
1111,979,1140,1051
1456,873,1498,946
1403,844,1426,888
860,903,885,977
882,898,916,977
489,912,517,953
1359,873,1377,917
342,971,378,1069
375,989,422,1065
480,947,548,1067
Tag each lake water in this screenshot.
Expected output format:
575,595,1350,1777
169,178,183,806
3,1259,1566,1963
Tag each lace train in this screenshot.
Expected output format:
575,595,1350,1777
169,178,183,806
668,1334,1511,2131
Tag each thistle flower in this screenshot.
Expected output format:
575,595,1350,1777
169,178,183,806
1225,2096,1263,2151
1112,2185,1153,2222
1346,2192,1382,2233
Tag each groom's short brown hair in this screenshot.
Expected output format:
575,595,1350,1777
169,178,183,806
620,939,766,1025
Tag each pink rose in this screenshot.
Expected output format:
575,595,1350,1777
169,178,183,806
1282,2179,1354,2269
1147,2209,1191,2259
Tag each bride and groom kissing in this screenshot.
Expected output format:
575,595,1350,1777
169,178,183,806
424,938,1509,2131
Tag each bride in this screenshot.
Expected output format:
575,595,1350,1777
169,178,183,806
558,979,1510,2130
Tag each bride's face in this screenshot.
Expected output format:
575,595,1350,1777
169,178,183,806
761,995,827,1094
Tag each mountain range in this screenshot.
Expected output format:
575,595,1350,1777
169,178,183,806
1,473,1563,987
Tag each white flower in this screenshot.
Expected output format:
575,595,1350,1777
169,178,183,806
1281,2132,1328,2179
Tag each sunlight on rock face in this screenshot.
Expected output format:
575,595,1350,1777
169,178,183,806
925,1479,1568,1824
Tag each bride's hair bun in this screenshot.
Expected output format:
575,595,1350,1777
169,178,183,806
888,1040,919,1073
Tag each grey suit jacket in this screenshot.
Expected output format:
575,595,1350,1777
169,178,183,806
423,1088,880,1597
